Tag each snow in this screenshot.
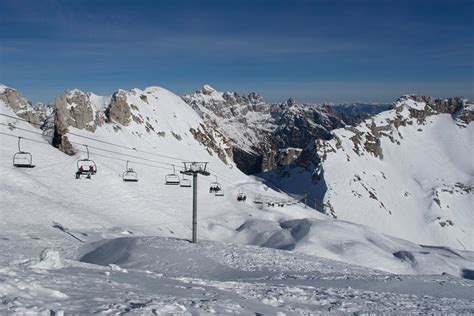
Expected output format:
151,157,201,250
0,84,9,94
400,98,425,110
262,98,474,252
30,249,65,270
0,91,473,313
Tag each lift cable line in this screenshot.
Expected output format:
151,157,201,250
1,118,239,186
0,131,175,173
0,114,187,161
0,130,235,186
0,113,241,182
1,122,184,168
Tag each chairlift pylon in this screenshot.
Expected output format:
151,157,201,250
165,165,180,185
123,160,138,182
209,175,222,193
13,137,35,168
75,145,97,179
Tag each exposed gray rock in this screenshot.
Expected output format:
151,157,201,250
55,90,102,133
105,90,132,125
182,85,352,174
0,86,47,126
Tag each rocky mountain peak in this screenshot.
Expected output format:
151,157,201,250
286,97,296,107
0,83,48,127
393,95,469,124
201,84,217,95
182,86,353,174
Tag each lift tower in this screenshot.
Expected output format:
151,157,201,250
181,162,210,243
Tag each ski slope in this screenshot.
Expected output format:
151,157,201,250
1,86,473,313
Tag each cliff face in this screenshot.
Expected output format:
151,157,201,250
0,84,50,127
182,85,354,174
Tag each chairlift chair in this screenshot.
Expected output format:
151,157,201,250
165,165,180,185
123,161,138,182
215,189,224,197
237,189,247,201
209,175,222,193
75,145,97,179
180,170,191,187
12,137,35,168
253,194,263,204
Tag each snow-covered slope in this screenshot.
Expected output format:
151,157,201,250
1,86,473,313
262,95,473,251
53,87,233,165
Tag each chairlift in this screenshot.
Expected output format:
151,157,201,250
12,137,35,168
253,194,263,204
237,189,247,201
266,200,275,207
75,145,97,179
209,175,222,193
165,165,180,185
180,169,191,187
123,161,138,182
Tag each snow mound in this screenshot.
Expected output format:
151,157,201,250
0,280,69,300
30,249,65,270
0,83,10,94
234,218,474,277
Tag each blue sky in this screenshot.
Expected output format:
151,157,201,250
0,0,472,103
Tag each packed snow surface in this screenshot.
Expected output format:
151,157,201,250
1,89,473,314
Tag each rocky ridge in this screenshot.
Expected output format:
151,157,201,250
1,84,233,165
315,95,472,162
182,85,363,173
0,84,52,127
259,94,473,250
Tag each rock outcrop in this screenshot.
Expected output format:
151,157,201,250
315,95,472,162
105,90,132,126
182,85,359,174
0,84,49,127
53,89,106,154
52,86,233,164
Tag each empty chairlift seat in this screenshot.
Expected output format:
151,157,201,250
180,172,191,187
12,137,35,168
253,194,263,204
165,165,180,185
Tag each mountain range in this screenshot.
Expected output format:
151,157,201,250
0,82,473,313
